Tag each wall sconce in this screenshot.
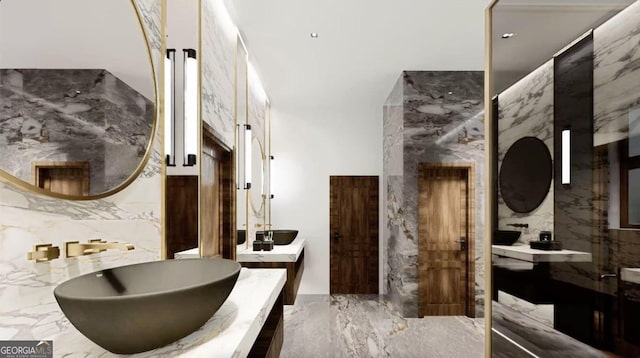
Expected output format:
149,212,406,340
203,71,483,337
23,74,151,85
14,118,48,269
562,128,571,184
269,155,274,199
244,124,252,189
183,49,198,166
164,49,176,166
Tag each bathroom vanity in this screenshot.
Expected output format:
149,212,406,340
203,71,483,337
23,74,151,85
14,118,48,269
237,237,305,305
47,268,286,357
491,244,592,263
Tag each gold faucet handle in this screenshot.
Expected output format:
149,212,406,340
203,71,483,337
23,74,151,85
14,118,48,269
87,239,108,254
27,244,60,262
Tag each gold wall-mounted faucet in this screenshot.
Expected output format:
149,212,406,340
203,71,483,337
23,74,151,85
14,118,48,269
64,239,135,258
27,244,60,262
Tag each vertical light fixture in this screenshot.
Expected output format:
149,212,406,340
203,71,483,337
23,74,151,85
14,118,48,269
244,124,252,189
269,155,274,199
183,49,198,166
562,128,571,184
164,49,176,166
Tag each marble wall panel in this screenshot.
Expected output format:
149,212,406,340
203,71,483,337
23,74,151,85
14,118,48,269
383,71,484,318
0,69,154,194
497,60,555,243
0,0,162,340
594,1,640,147
383,75,403,301
201,0,236,149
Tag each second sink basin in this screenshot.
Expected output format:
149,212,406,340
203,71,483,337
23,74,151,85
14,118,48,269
256,229,299,245
493,230,521,245
54,258,241,354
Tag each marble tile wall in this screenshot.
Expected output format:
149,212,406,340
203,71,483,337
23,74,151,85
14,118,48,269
547,0,640,295
383,71,485,318
497,60,555,244
0,0,162,340
383,74,404,309
201,0,236,149
0,69,154,195
594,0,640,148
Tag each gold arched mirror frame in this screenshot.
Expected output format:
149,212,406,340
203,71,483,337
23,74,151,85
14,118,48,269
0,0,158,201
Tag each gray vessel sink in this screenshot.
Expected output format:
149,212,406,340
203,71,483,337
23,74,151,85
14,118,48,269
54,258,241,354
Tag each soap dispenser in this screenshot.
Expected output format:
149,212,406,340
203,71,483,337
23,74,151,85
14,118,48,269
263,230,274,251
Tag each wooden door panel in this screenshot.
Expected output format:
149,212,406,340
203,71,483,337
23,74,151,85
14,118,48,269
34,162,90,196
329,176,379,294
202,135,222,258
418,164,474,317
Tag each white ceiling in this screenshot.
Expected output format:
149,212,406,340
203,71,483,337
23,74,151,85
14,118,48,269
223,0,487,110
223,0,636,109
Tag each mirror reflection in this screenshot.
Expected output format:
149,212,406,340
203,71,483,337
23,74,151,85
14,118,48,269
236,36,248,246
491,1,640,356
249,135,265,217
0,0,155,197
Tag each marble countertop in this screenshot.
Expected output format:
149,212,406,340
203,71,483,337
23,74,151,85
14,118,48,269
621,268,640,284
236,237,305,263
48,268,286,357
492,244,592,263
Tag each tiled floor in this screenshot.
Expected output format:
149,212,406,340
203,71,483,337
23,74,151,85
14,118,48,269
282,295,485,358
491,302,610,358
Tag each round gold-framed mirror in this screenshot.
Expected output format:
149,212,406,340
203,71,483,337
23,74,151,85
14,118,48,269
0,0,157,200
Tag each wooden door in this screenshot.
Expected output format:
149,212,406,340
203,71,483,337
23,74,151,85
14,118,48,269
202,134,222,258
329,176,379,294
33,161,90,196
418,164,475,317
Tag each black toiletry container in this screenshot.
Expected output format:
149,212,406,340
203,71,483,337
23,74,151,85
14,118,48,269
539,231,552,241
253,240,263,251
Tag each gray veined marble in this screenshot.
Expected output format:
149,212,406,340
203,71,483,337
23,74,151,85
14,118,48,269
0,68,154,195
383,71,485,318
283,295,484,358
594,1,640,147
497,60,554,244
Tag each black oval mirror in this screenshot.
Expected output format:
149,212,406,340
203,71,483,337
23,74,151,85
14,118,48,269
499,137,552,213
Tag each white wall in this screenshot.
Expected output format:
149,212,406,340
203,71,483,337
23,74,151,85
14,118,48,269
0,0,153,100
271,104,382,294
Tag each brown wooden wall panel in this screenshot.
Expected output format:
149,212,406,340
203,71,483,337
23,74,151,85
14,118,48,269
166,176,198,259
202,122,236,260
202,135,222,258
329,176,379,294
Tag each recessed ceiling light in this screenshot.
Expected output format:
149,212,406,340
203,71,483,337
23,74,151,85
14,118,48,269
502,33,515,39
310,32,318,38
448,92,453,95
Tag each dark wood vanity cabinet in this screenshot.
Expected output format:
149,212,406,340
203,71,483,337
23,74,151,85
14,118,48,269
249,290,284,358
241,249,304,305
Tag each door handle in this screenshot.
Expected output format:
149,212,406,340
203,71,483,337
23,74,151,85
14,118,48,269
333,232,341,241
456,237,467,251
